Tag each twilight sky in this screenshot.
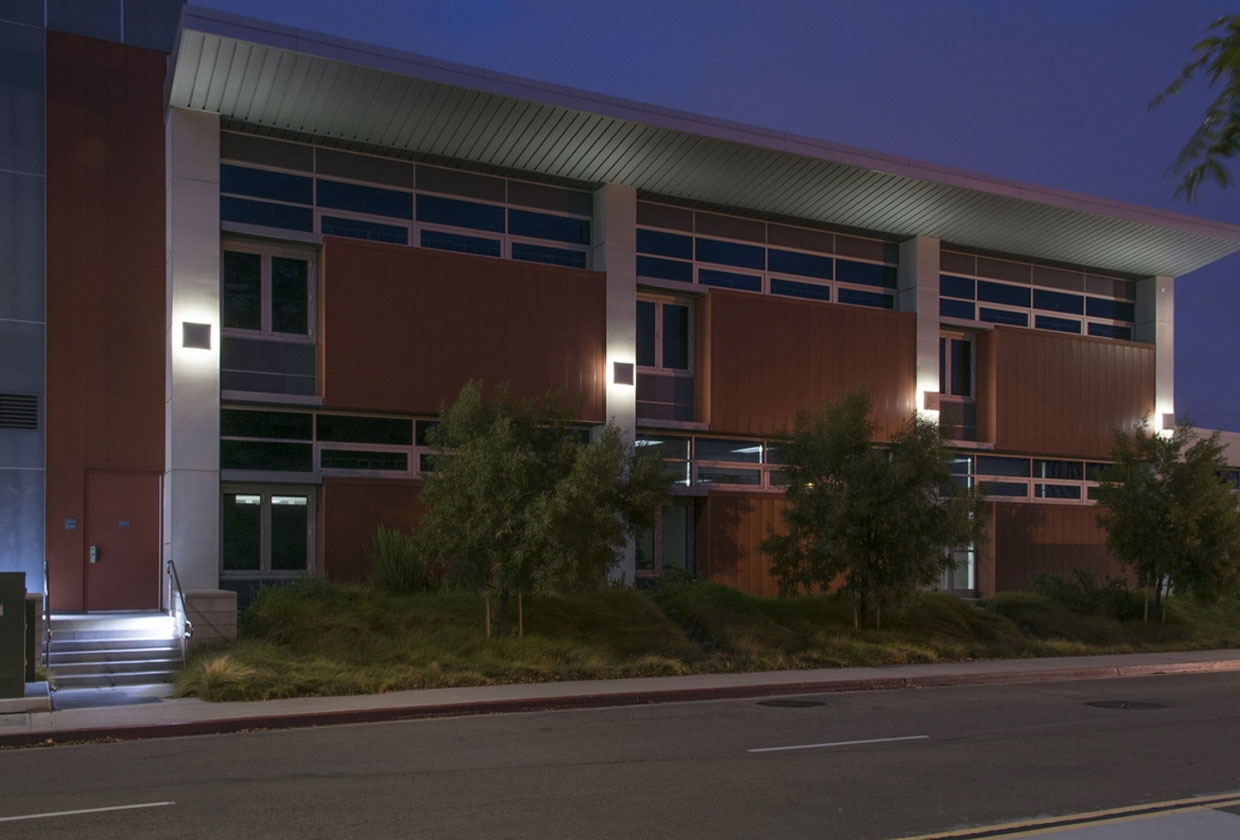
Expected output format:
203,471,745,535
198,0,1240,431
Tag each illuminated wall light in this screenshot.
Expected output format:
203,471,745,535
613,361,635,386
181,321,211,350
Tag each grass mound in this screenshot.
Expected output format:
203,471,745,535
174,577,1240,702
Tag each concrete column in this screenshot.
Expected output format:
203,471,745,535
164,108,221,592
1135,275,1174,429
592,183,638,584
897,236,941,419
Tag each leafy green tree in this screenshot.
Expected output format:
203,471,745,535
1094,421,1240,620
414,381,667,635
762,392,983,629
1153,14,1240,199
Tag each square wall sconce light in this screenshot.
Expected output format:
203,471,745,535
182,322,212,350
1161,412,1176,431
613,362,635,386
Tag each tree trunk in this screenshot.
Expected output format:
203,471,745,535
498,589,511,638
852,594,860,631
1142,584,1150,623
518,592,524,638
484,591,492,638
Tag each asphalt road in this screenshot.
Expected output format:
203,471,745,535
2,672,1239,839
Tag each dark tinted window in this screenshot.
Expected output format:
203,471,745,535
510,242,587,268
663,304,690,370
508,209,590,244
1035,314,1081,334
420,229,502,257
220,440,313,471
1086,298,1136,321
699,268,761,292
977,281,1031,307
222,251,261,330
220,165,313,204
940,299,975,320
416,194,504,232
1033,289,1083,315
768,249,832,280
981,481,1028,497
221,197,313,231
271,257,309,335
836,259,896,288
1088,323,1133,340
220,409,313,440
695,238,765,270
321,450,409,471
979,307,1028,327
837,287,893,309
316,414,412,445
697,467,762,485
771,278,830,301
1034,459,1083,480
317,179,412,219
636,301,656,367
222,494,261,571
637,228,693,259
940,274,975,299
949,339,972,397
320,216,407,244
1035,483,1082,500
637,256,693,283
696,438,762,463
270,495,309,570
635,434,690,460
415,420,439,447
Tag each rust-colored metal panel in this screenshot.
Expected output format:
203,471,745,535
320,478,427,584
974,330,997,445
992,503,1130,592
698,492,787,598
703,291,916,439
45,33,167,610
320,238,606,421
989,327,1154,458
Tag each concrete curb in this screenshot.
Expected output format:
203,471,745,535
3,657,1238,749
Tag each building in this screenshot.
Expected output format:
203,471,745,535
4,2,1240,634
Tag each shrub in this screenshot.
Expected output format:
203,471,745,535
368,524,428,593
1032,570,1143,621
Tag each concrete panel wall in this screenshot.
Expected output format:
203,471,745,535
0,471,44,594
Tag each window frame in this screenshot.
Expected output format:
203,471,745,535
220,484,316,579
636,294,695,374
221,238,318,343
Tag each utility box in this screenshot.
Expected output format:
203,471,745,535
0,573,26,698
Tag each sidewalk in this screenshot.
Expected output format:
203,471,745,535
2,648,1239,747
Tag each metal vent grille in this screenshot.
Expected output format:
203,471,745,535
0,394,38,430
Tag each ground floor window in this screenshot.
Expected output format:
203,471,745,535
221,485,315,577
636,499,694,578
939,546,975,593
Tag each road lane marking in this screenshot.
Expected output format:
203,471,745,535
889,792,1240,839
0,801,175,823
748,734,929,753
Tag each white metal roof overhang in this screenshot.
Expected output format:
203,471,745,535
170,6,1240,278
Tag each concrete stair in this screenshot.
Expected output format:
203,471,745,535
48,613,183,690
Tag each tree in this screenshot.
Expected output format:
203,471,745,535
1152,14,1240,200
1094,421,1240,620
762,392,983,629
414,381,668,636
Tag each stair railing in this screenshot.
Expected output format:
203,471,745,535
166,558,193,666
42,557,51,674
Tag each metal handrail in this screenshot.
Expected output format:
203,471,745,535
166,558,193,666
42,555,51,672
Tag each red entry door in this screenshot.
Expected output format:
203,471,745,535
85,472,161,611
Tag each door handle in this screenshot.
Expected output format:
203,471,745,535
89,545,99,564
